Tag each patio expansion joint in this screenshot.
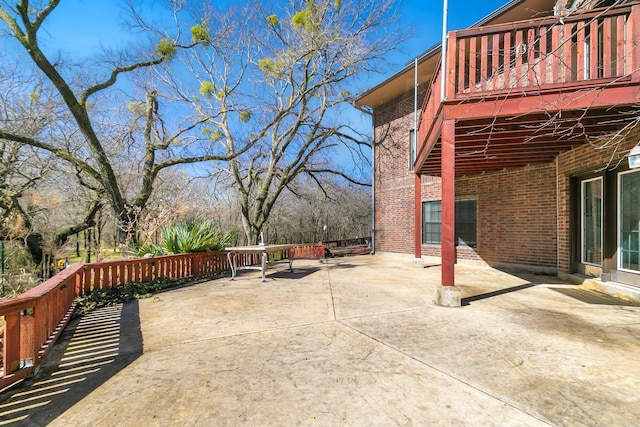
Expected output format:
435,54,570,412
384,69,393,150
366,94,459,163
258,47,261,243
336,317,555,427
326,264,338,321
334,307,427,323
142,319,341,353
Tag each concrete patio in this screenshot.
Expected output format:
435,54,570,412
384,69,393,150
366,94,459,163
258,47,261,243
1,255,639,426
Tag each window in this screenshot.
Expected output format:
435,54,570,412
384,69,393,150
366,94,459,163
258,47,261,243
423,201,442,244
456,199,478,246
581,178,603,265
409,130,416,171
422,199,477,246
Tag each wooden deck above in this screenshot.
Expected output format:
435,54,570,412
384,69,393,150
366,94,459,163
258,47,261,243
417,3,640,176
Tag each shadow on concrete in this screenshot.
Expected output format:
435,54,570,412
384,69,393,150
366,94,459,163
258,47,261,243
0,301,143,426
324,262,358,270
271,267,321,280
550,287,640,306
502,270,566,285
423,264,442,269
462,283,538,306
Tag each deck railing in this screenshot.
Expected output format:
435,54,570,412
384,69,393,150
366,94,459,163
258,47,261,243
447,4,637,97
418,57,443,144
0,243,325,390
417,3,638,155
290,244,326,259
322,237,371,249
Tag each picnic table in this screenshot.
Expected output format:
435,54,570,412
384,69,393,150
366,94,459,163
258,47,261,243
225,244,297,282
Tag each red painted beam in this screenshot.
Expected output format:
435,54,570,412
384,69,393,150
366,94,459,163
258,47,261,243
441,120,456,287
416,113,443,175
444,82,640,122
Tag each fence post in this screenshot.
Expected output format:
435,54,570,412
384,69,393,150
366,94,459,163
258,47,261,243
75,266,84,297
192,254,200,278
3,312,21,375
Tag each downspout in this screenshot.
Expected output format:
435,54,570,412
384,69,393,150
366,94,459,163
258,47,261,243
352,103,375,254
413,57,423,262
414,57,418,144
441,0,449,102
369,107,376,254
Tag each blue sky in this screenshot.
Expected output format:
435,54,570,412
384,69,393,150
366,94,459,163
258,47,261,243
42,0,131,56
30,1,516,112
37,0,513,77
4,0,516,177
386,0,516,78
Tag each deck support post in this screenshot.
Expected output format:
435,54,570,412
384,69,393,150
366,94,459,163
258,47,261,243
436,119,461,306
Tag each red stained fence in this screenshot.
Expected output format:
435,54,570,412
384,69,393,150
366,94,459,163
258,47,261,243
0,243,325,390
322,237,370,250
290,244,326,259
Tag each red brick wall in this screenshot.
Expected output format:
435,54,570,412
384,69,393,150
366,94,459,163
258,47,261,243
374,87,637,273
373,86,425,254
456,165,557,268
374,88,558,269
415,165,558,268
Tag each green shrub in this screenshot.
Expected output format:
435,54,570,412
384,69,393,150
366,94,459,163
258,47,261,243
73,277,195,317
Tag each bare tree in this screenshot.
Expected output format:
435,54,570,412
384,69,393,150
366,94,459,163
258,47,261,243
264,178,372,244
0,0,251,251
157,0,403,244
0,59,79,269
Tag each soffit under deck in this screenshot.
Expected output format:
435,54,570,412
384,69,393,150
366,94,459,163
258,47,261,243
418,107,639,176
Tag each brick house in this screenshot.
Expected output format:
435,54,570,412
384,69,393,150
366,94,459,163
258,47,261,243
355,0,640,302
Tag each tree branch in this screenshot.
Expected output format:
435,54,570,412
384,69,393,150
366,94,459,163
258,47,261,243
0,130,104,185
54,196,103,246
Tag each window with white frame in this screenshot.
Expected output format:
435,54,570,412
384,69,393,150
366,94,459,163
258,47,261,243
619,170,640,272
422,199,477,247
581,177,603,266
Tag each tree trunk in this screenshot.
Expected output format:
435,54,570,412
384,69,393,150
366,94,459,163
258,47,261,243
85,229,92,263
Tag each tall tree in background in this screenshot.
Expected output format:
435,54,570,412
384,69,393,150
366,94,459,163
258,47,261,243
160,0,403,244
0,0,251,251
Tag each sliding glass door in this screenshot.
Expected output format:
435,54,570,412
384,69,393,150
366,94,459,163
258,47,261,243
619,170,640,273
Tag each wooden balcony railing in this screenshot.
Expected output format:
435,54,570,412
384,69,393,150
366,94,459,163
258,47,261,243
290,244,326,259
446,4,638,97
0,243,325,390
417,57,443,147
417,3,639,162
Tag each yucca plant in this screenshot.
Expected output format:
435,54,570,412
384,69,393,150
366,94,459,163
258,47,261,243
135,221,236,256
134,241,165,257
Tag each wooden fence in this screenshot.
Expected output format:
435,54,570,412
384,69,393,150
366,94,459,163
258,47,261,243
322,237,370,250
